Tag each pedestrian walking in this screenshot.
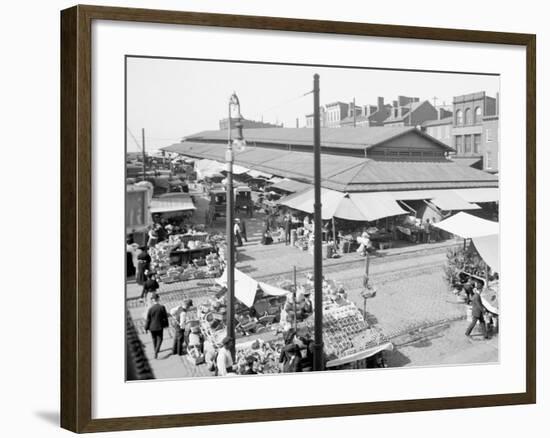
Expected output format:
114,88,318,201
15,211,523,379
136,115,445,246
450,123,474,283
284,214,292,245
141,272,159,301
240,218,248,242
465,284,489,339
144,293,169,359
136,247,151,285
234,220,243,247
462,278,475,304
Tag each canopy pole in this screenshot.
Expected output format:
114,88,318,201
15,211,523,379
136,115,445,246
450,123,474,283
332,217,337,250
293,266,298,332
312,73,324,372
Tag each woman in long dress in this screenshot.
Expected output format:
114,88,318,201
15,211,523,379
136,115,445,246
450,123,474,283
136,247,151,285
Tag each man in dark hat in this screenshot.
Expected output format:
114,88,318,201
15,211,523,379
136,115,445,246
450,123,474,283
216,336,235,376
465,284,489,339
141,272,159,301
144,293,169,359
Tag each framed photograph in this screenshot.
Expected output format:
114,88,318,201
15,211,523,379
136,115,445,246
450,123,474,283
60,4,536,433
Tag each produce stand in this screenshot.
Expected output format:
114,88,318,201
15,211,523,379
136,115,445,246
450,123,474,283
169,268,391,374
149,234,222,282
294,278,392,368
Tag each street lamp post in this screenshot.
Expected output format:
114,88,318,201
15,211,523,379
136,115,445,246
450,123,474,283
226,92,245,359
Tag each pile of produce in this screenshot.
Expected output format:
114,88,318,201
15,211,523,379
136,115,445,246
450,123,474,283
235,339,284,374
444,245,491,288
149,233,223,282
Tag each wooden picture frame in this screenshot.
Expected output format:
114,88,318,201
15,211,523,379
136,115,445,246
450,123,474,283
60,4,536,433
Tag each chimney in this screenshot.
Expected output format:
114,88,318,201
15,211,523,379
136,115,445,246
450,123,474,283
377,97,384,112
296,118,299,128
393,100,398,108
398,95,407,106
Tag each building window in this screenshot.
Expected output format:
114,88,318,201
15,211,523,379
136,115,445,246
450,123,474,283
486,128,493,142
464,135,472,154
464,108,472,125
455,135,463,154
486,151,492,169
474,134,481,154
474,107,482,124
455,109,463,125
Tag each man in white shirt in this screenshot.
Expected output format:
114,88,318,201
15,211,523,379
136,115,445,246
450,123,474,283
216,336,235,376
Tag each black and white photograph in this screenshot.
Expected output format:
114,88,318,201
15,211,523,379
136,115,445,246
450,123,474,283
125,56,501,381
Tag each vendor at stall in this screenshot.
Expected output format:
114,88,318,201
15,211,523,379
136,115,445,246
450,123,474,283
356,230,371,256
216,336,235,376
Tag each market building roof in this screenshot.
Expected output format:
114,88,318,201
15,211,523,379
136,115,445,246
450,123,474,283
164,140,498,193
177,126,454,154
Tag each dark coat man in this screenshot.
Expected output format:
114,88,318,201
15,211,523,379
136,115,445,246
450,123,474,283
465,289,488,339
145,294,169,358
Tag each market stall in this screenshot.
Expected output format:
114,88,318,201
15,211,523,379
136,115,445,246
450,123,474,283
150,193,196,221
434,212,499,325
292,276,392,369
279,188,406,253
149,232,223,282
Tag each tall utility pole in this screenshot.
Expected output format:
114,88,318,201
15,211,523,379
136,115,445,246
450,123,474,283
141,128,146,181
312,74,324,372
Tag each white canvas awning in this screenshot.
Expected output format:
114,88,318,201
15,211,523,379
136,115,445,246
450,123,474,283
430,191,480,211
453,188,499,203
280,188,407,221
216,269,288,307
150,194,195,214
472,235,499,272
433,212,499,238
216,269,259,308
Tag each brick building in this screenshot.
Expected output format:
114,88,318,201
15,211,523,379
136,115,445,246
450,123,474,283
451,91,499,173
306,97,393,128
382,97,438,127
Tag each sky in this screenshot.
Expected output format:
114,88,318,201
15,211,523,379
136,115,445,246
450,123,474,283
126,56,500,152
